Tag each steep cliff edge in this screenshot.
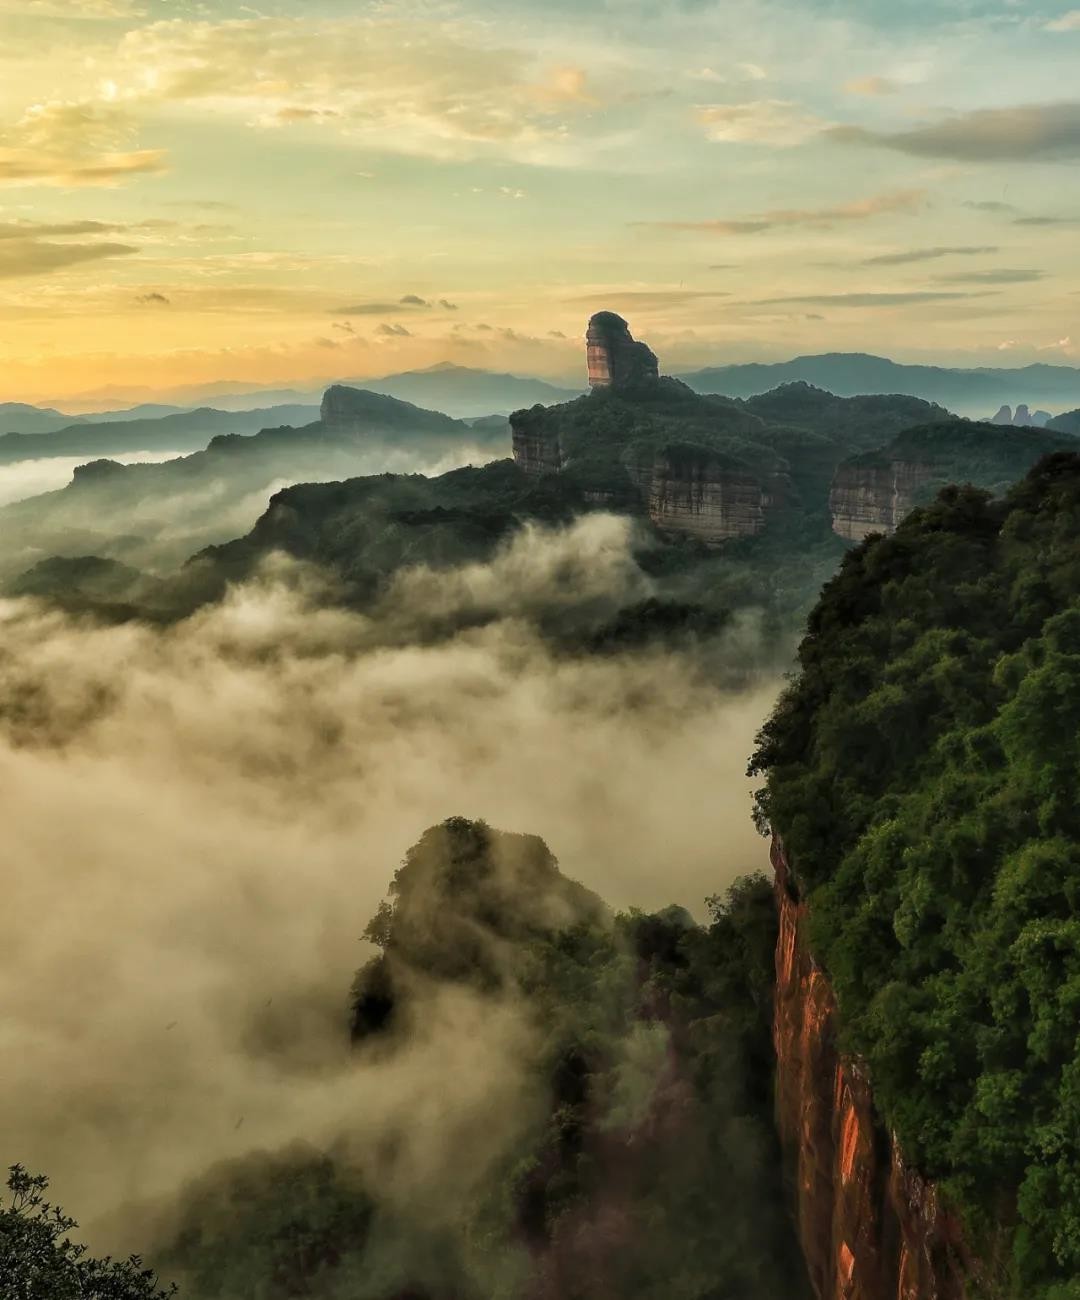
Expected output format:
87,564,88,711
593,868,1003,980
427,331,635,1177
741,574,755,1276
512,314,789,542
829,420,1076,540
829,459,934,541
773,838,981,1300
649,444,776,540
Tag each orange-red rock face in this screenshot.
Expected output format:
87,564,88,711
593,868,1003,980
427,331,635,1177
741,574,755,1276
585,312,659,391
772,838,981,1300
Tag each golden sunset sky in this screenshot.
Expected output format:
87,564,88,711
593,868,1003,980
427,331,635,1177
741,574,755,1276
3,0,1080,405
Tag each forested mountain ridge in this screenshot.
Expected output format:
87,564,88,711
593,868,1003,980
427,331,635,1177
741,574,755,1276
751,451,1080,1298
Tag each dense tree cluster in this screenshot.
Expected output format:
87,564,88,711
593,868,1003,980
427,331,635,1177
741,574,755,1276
751,452,1080,1297
0,1166,175,1300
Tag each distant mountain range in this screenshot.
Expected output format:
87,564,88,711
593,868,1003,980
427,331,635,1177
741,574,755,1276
0,385,510,579
678,354,1080,418
25,367,583,422
0,403,79,436
355,364,582,417
0,405,320,465
15,353,1080,438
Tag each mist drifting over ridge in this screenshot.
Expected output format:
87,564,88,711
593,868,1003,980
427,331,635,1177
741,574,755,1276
0,514,778,1260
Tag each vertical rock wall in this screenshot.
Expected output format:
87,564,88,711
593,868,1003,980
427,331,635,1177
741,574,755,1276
648,446,771,541
772,838,984,1300
585,312,660,391
828,461,934,541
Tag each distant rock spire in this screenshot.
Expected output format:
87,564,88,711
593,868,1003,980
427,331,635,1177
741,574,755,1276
586,312,660,391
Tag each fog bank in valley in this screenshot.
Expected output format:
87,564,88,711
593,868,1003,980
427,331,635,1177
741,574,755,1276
0,515,779,1259
0,450,186,508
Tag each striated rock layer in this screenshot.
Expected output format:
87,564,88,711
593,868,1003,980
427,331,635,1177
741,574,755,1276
772,838,985,1300
649,445,772,541
829,461,933,542
512,314,779,541
586,312,660,391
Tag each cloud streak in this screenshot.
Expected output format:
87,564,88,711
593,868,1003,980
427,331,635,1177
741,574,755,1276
862,245,997,266
828,102,1080,162
935,268,1044,284
695,99,825,146
752,290,993,306
637,188,926,235
0,236,137,277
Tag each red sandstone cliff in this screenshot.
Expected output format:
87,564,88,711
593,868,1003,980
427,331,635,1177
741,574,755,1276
772,838,983,1300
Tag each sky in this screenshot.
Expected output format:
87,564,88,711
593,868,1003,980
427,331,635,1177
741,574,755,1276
2,0,1080,404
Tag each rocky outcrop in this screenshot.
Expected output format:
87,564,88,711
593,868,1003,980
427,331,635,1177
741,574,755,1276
828,460,933,541
586,312,659,391
512,315,779,540
989,404,1050,429
511,405,564,476
319,384,463,435
773,838,986,1300
649,445,772,542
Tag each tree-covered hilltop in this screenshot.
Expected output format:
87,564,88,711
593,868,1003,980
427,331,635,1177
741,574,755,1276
750,452,1080,1297
153,818,809,1300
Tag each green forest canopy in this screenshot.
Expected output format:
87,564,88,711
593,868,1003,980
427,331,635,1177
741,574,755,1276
751,451,1080,1299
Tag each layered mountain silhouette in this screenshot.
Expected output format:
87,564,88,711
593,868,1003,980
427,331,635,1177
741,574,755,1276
0,405,320,465
680,353,1080,417
0,385,509,579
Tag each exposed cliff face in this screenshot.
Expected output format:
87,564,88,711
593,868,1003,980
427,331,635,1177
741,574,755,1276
649,445,772,541
511,404,564,476
829,460,933,541
829,421,1078,543
586,311,659,391
512,315,783,541
773,838,981,1300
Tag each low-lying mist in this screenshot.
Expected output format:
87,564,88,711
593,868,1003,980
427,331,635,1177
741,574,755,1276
0,437,504,580
0,514,780,1274
0,449,186,508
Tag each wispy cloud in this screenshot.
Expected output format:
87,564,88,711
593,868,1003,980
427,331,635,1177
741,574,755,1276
0,236,137,278
935,268,1044,284
0,1,141,14
0,101,166,188
695,99,825,146
862,244,997,265
637,188,926,235
106,17,610,167
562,289,731,307
752,290,993,306
843,75,899,96
828,102,1080,162
332,295,457,316
1045,10,1080,30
